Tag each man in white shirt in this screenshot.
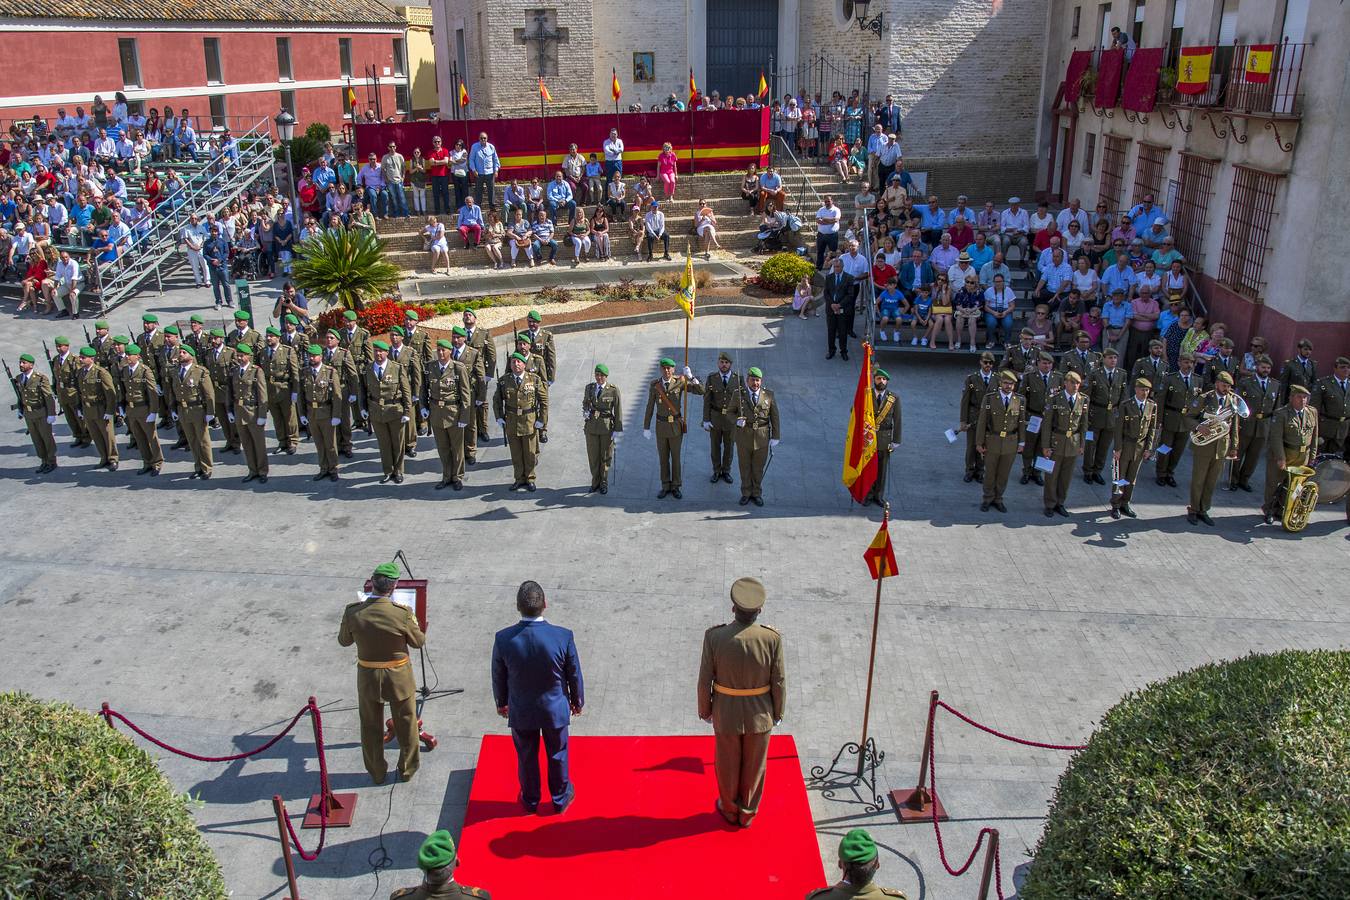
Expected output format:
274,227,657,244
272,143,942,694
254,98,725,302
603,128,625,179
643,201,670,261
815,196,841,269
839,240,869,337
92,129,118,167
1056,198,1091,234
54,249,81,318
179,214,209,287
998,197,1030,269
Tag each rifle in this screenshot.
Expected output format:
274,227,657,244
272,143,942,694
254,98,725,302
3,358,29,435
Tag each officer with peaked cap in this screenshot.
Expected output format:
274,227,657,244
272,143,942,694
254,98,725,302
390,830,490,899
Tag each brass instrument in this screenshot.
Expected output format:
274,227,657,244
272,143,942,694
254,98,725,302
1279,465,1319,533
1111,454,1123,499
1190,405,1234,446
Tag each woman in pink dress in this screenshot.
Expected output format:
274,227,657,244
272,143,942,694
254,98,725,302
657,142,678,200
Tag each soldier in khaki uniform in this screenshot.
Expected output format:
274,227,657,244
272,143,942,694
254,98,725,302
321,329,359,458
119,343,162,475
582,363,622,494
806,828,907,900
733,366,781,506
697,577,785,828
172,345,216,479
338,310,371,433
423,338,472,490
463,309,496,442
1083,348,1127,484
339,561,426,784
522,310,557,383
1186,371,1242,526
1155,353,1204,486
204,329,238,453
447,326,486,465
1018,352,1059,485
134,313,168,432
1232,355,1280,492
183,314,211,361
258,326,300,454
391,830,490,900
511,332,546,379
863,368,902,507
1058,330,1101,381
1038,370,1087,517
493,351,549,490
1310,356,1350,456
701,351,742,484
389,326,424,459
403,310,433,436
89,320,114,368
300,344,343,482
1262,385,1319,524
1130,338,1169,400
642,357,704,498
1110,377,1158,519
1277,339,1317,406
228,309,262,354
76,346,119,470
229,344,269,483
362,340,414,484
278,314,307,354
975,370,1025,512
1203,338,1240,388
14,353,58,473
50,336,88,447
958,353,997,482
159,326,189,450
999,328,1038,375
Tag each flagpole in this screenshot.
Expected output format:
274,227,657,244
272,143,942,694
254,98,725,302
856,510,887,777
540,87,549,172
682,242,691,425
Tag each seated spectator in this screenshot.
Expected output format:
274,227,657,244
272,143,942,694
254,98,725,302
1034,248,1073,312
1070,254,1099,305
546,171,576,224
1062,219,1088,257
952,272,984,350
917,195,947,246
1110,214,1137,245
829,135,850,182
739,164,760,212
561,143,586,202
631,175,654,212
424,216,449,274
926,274,956,350
1101,254,1137,298
532,209,559,265
871,250,896,292
1152,236,1184,269
755,207,790,251
793,274,817,320
1080,305,1104,349
756,165,787,214
1140,217,1170,250
349,201,376,234
590,205,611,261
1101,288,1133,356
966,233,995,280
585,154,604,207
481,210,506,270
979,250,1010,290
1056,288,1085,349
1180,314,1209,361
642,200,669,261
327,182,354,224
1032,215,1061,258
1036,234,1066,273
1057,198,1091,233
1126,239,1149,270
507,209,535,267
568,209,591,264
1136,259,1162,297
695,200,722,256
908,282,933,345
947,215,975,251
1158,295,1184,336
947,251,979,288
1128,193,1164,228
848,139,867,178
1028,201,1054,246
929,232,958,272
456,196,484,248
852,180,876,228
503,179,529,219
998,197,1030,268
1126,284,1161,367
1241,336,1269,377
606,173,628,219
983,273,1017,349
1194,321,1228,367
876,277,908,340
526,177,546,218
18,245,53,313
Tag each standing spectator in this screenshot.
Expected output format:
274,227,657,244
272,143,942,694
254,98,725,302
642,201,670,261
603,128,624,178
1101,288,1133,356
203,223,232,310
877,134,901,189
358,153,387,218
274,213,295,275
407,147,428,214
381,141,408,219
815,195,841,269
865,124,886,190
456,195,484,249
561,143,586,203
469,132,500,209
334,151,358,193
531,209,559,265
1126,285,1161,367
426,136,451,215
798,103,818,160
878,94,902,133
449,138,470,211
179,213,208,288
656,142,678,200
739,164,760,213
998,197,1030,267
424,215,449,274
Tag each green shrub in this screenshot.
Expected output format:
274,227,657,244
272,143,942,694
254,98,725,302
431,297,500,315
304,122,332,143
275,135,326,177
758,253,815,293
1023,650,1350,900
293,228,401,311
0,692,227,898
537,285,576,305
595,279,662,302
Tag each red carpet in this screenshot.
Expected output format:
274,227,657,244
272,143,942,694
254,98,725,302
454,734,826,898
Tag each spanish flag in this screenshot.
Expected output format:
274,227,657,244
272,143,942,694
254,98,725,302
1176,46,1214,95
458,80,470,108
345,84,357,109
676,254,696,320
539,77,553,103
1243,44,1275,83
688,68,698,105
757,72,769,99
863,510,898,580
842,342,878,502
611,68,622,103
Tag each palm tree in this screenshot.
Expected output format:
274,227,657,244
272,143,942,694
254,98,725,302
291,228,401,311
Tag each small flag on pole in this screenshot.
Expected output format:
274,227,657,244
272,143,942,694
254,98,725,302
1176,46,1215,95
458,80,470,108
612,68,622,103
757,72,769,99
539,77,553,103
688,68,698,105
676,254,696,320
346,84,357,109
1243,44,1275,83
863,510,899,580
842,342,878,502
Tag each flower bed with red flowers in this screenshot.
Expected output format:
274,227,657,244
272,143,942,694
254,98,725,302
314,299,440,336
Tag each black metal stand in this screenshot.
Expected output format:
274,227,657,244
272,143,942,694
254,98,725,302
809,737,886,812
392,550,464,705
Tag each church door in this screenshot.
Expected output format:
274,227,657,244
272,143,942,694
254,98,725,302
706,0,779,99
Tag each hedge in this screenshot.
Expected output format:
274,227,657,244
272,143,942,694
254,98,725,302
1022,650,1350,900
758,252,815,293
0,692,227,899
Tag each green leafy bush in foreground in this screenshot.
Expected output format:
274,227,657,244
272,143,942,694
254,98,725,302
758,252,815,293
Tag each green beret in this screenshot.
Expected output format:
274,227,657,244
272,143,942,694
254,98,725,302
284,314,299,325
1289,384,1310,397
327,328,341,338
261,326,278,337
527,309,542,322
371,339,390,351
54,335,70,346
659,357,676,367
189,314,204,324
838,828,877,864
163,325,180,336
210,328,226,338
1020,328,1034,337
594,363,609,376
125,344,141,356
1215,371,1234,385
180,346,197,358
343,310,358,321
747,366,763,377
18,353,34,364
142,313,158,323
234,310,251,321
94,320,110,330
113,335,131,345
730,576,766,611
236,343,254,355
451,326,467,337
417,830,456,871
390,325,405,337
516,331,532,342
373,561,401,580
404,309,420,321
874,368,890,380
79,346,97,357
307,344,323,356
1135,377,1152,389
718,351,732,362
436,338,452,350
509,351,528,363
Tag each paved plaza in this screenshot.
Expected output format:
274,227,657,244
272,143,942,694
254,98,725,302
1,281,1347,899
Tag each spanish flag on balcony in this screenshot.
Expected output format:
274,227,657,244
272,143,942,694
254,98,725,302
842,342,878,503
458,80,470,108
688,68,699,105
863,509,898,580
1244,44,1275,83
539,77,553,103
757,72,769,99
1177,46,1215,95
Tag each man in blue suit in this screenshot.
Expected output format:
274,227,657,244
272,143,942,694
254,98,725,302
491,580,584,813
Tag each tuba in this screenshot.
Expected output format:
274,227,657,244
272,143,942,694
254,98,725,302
1189,404,1234,446
1280,465,1319,532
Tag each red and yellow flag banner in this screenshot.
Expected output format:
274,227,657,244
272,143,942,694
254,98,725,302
842,342,878,502
1244,44,1275,83
458,81,470,108
688,68,699,105
539,77,553,103
863,510,898,580
757,72,769,99
612,68,622,102
1177,46,1215,95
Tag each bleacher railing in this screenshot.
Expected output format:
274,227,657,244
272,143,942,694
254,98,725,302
769,134,824,216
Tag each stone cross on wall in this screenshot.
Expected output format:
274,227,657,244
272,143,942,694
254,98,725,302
513,8,569,78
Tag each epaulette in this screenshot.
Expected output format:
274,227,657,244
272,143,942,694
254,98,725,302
880,888,907,898
389,888,416,899
805,889,832,900
459,886,490,898
759,623,780,634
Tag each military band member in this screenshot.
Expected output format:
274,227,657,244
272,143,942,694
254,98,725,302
423,338,472,490
1083,348,1127,485
1203,338,1239,388
975,371,1025,512
390,830,489,900
733,367,780,507
51,336,88,447
863,368,902,507
806,828,907,900
512,332,546,380
1277,339,1317,405
119,344,162,475
389,325,424,458
362,339,413,484
1000,328,1038,375
1130,339,1169,401
1038,369,1087,517
958,352,997,483
1232,355,1280,492
1310,356,1350,456
1186,370,1243,526
322,329,359,458
697,577,785,829
14,353,57,473
702,351,742,485
172,345,216,480
494,351,549,491
1155,352,1203,486
1262,385,1319,525
583,363,622,494
642,357,704,499
1058,330,1101,381
229,344,269,483
76,346,119,470
463,309,496,442
339,561,426,785
1109,378,1158,519
1018,352,1059,485
523,309,557,384
448,326,486,464
259,326,300,454
204,330,238,454
300,344,343,482
338,309,370,431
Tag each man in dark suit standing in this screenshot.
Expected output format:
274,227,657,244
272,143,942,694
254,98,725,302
822,258,855,361
491,581,584,814
878,95,902,135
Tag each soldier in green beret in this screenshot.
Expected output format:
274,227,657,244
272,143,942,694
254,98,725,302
462,309,495,442
172,345,216,479
389,325,423,459
229,309,261,353
701,351,741,485
76,346,119,470
733,366,780,506
1263,384,1318,525
975,370,1025,513
279,313,305,352
205,329,239,454
805,828,907,899
340,562,426,784
89,320,113,362
323,329,360,458
362,339,414,484
390,830,490,899
14,353,58,473
260,326,300,455
229,343,269,483
423,338,472,490
120,343,162,475
1186,369,1241,526
863,368,902,506
524,309,556,383
493,351,549,490
160,326,189,449
1018,353,1060,486
135,313,170,433
184,314,211,361
583,363,622,493
1110,377,1158,520
642,357,703,498
51,336,89,448
300,344,343,482
512,332,546,379
448,325,487,465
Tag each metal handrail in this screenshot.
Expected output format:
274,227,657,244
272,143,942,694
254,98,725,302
769,135,824,215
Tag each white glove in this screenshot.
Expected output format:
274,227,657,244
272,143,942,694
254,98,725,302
155,386,162,396
117,406,125,416
485,374,494,382
702,421,712,432
548,380,554,386
888,442,898,452
205,414,214,424
290,392,298,403
475,400,484,407
330,417,340,426
736,417,747,427
769,438,780,448
103,413,112,421
534,420,544,429
171,411,179,421
146,412,157,423
420,407,430,418
227,413,235,423
496,418,506,426
76,411,84,419
46,415,57,425
682,365,693,378
255,417,265,426
348,395,357,403
15,411,21,420
643,429,652,439
360,409,369,419
457,421,466,428
400,415,409,423
299,415,308,425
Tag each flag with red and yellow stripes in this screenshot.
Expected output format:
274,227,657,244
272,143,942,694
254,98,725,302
842,342,878,502
611,68,622,103
539,77,553,103
863,510,899,580
688,68,698,105
458,80,470,108
757,72,769,99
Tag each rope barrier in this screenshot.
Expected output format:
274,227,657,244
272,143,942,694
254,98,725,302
100,696,331,861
